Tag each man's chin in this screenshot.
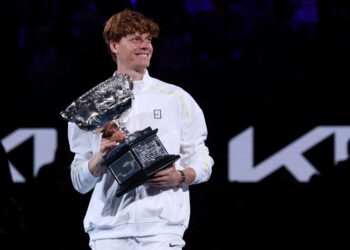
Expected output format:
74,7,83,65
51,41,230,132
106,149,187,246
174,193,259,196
135,64,150,72
140,62,150,68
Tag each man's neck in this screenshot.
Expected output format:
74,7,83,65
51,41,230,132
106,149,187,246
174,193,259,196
117,68,146,81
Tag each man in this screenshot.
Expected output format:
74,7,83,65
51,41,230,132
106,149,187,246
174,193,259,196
66,9,214,249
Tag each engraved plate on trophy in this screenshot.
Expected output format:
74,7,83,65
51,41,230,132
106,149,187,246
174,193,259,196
108,151,141,184
60,74,180,197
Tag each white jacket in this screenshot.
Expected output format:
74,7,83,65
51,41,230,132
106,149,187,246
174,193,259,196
67,70,214,240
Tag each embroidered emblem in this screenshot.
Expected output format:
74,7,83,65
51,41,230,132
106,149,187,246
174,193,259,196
154,109,161,119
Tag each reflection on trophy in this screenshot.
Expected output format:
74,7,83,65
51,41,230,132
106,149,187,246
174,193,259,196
60,74,180,197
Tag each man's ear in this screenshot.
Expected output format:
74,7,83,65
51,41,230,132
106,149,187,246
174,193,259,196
109,41,118,54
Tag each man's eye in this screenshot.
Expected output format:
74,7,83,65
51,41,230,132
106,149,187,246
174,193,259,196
129,36,152,43
131,37,141,42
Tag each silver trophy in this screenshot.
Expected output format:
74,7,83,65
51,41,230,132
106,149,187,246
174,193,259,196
60,74,179,197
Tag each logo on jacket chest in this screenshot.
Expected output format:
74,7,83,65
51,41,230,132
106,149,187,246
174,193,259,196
154,109,162,119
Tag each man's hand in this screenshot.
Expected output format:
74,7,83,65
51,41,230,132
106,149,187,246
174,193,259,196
145,164,181,187
146,165,196,188
88,122,126,177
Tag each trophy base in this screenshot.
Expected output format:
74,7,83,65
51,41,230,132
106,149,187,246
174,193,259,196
102,127,180,197
115,154,180,197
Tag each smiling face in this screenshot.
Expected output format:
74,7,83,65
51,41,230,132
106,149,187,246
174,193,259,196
110,32,153,77
103,9,159,80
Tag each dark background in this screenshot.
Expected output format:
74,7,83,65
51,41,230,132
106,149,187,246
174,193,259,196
1,0,350,249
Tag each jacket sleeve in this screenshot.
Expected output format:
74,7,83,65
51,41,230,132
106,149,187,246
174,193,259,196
179,92,214,184
67,122,100,194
